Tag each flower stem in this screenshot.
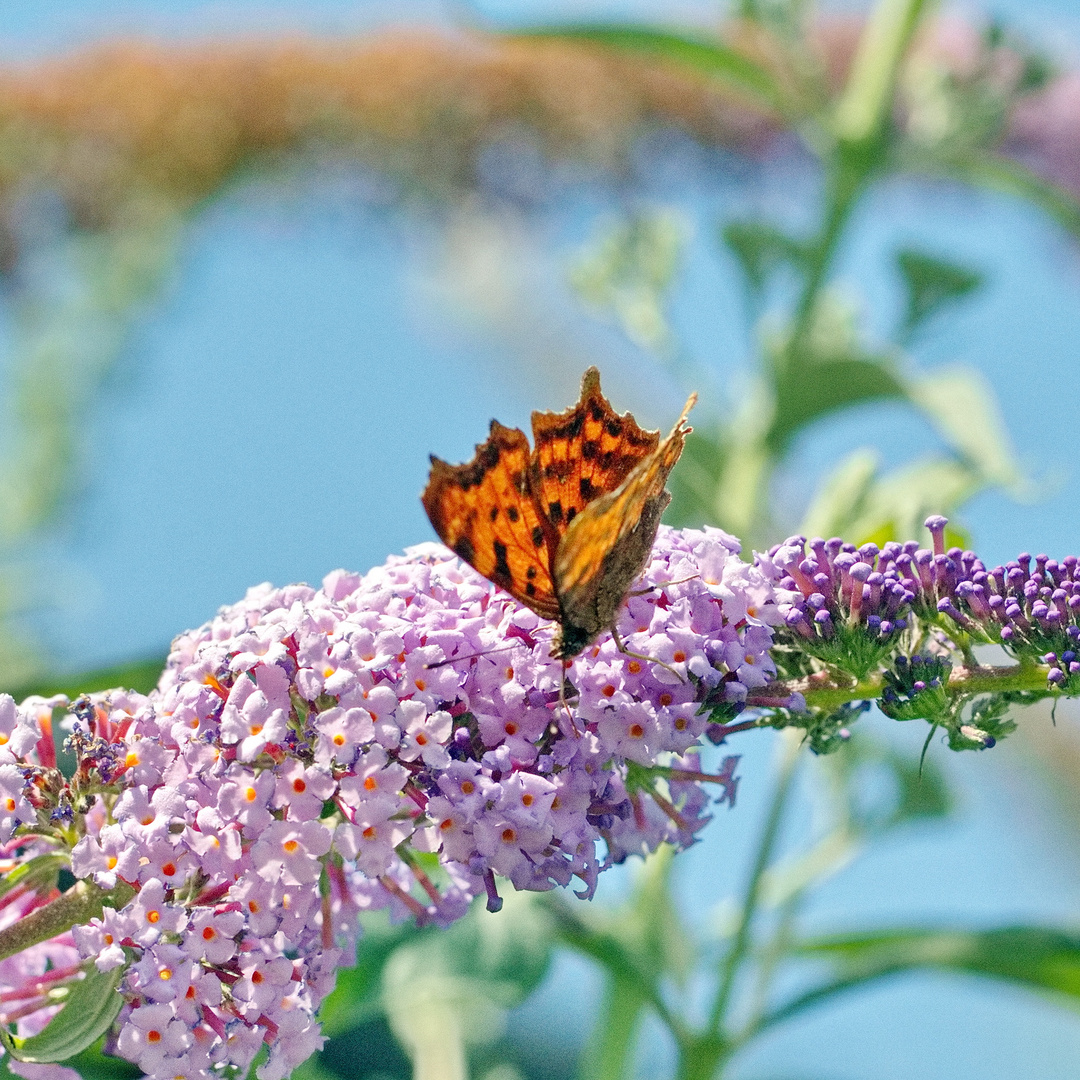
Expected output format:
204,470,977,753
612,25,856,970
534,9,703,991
0,879,136,963
577,975,645,1080
708,730,801,1034
774,660,1053,715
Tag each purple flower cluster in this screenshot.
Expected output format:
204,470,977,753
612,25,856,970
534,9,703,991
772,514,1080,694
0,526,785,1080
767,529,924,677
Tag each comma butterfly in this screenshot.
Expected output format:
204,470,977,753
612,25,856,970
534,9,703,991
421,367,696,660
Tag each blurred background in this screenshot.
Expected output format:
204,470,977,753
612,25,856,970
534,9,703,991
2,1,1080,1078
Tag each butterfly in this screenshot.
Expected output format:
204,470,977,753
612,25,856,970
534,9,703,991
421,367,696,660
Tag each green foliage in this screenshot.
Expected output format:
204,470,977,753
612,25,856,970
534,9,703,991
518,25,788,113
570,210,688,354
896,248,983,341
796,926,1080,1004
312,892,555,1078
721,220,808,295
0,962,125,1064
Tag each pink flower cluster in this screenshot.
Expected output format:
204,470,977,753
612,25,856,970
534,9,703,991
0,526,786,1080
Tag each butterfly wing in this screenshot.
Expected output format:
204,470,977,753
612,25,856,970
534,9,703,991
529,367,660,534
551,392,696,657
422,421,561,620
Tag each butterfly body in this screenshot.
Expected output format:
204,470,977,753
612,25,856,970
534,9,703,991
422,368,695,660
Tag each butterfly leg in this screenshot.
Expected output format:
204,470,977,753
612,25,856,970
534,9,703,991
611,626,685,682
557,663,582,737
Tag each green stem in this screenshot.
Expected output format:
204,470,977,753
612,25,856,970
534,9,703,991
776,661,1052,715
833,0,934,145
708,731,802,1033
0,879,136,962
577,975,646,1080
674,1032,728,1080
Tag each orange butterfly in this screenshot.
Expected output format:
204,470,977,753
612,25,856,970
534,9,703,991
422,368,696,660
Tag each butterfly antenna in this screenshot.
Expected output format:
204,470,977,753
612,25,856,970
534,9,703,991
628,573,700,598
611,627,685,682
425,644,519,670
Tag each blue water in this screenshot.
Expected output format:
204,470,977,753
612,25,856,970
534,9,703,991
5,2,1080,1078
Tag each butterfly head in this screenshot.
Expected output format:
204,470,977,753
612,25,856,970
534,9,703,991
549,621,594,661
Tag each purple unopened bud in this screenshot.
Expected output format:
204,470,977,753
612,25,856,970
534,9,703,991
814,609,834,638
924,515,948,556
1048,668,1067,686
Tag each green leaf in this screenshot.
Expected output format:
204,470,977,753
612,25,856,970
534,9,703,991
4,656,166,701
722,220,808,294
799,449,879,541
928,150,1080,241
1,961,125,1063
769,355,906,454
905,364,1022,489
0,853,68,903
799,926,1080,1000
665,427,727,527
833,0,934,144
804,454,987,547
751,925,1080,1039
896,248,983,339
319,912,431,1036
570,209,687,354
518,25,785,113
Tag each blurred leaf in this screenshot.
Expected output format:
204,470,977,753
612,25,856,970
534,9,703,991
0,853,67,902
802,451,987,547
60,1041,141,1080
751,926,1080,1038
769,355,906,454
666,427,729,527
905,364,1022,489
1,962,125,1063
319,913,432,1036
832,0,933,144
4,656,166,701
578,975,645,1080
519,25,786,113
799,449,879,540
570,209,687,354
798,926,1080,1000
896,248,983,340
922,150,1080,241
722,220,808,294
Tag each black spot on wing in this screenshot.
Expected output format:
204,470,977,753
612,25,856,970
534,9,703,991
582,440,599,460
507,506,520,523
489,506,499,522
493,540,512,586
566,506,577,523
532,526,545,547
454,536,476,564
579,477,595,500
548,501,563,524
